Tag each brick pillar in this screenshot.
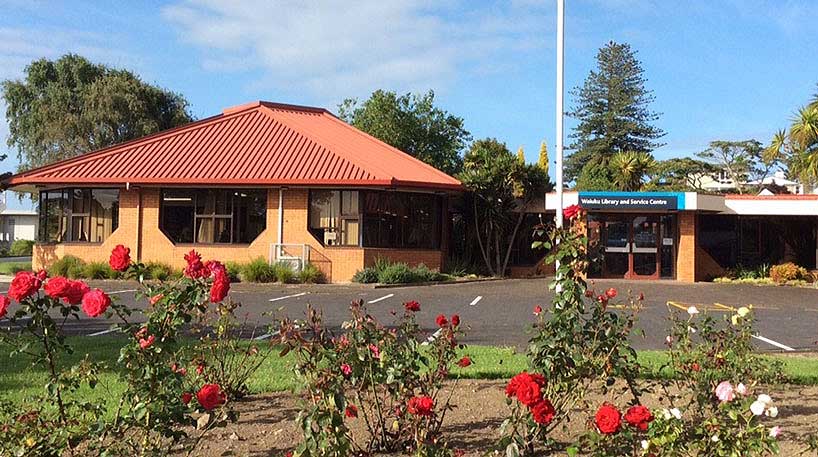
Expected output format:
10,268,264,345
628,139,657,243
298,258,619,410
676,212,697,282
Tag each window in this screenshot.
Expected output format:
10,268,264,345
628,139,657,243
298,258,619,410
160,189,266,244
39,188,119,243
361,191,441,249
308,190,359,246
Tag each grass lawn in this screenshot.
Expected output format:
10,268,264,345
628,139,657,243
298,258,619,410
0,261,32,276
2,336,817,406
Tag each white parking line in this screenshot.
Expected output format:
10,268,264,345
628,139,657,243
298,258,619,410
752,334,795,352
109,289,137,294
268,292,307,302
469,296,482,306
89,327,119,337
253,333,271,340
367,293,394,304
421,328,443,346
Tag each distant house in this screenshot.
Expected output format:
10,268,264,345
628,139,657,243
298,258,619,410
0,209,38,247
694,170,806,195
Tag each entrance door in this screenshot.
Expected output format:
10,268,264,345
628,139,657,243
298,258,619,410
601,216,660,279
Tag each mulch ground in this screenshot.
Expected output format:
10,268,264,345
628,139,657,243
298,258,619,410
180,380,818,456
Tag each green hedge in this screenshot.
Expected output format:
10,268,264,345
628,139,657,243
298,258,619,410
352,258,448,284
9,240,35,256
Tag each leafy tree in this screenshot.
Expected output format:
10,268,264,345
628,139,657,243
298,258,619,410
538,141,549,175
338,90,471,175
517,146,525,164
609,151,654,191
696,140,772,194
566,41,665,187
458,138,551,276
2,54,192,171
648,157,717,191
765,86,818,187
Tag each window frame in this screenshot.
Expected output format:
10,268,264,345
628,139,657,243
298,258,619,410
38,188,120,244
159,188,267,245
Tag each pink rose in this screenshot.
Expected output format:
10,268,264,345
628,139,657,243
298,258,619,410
715,381,735,402
341,363,352,377
81,289,111,318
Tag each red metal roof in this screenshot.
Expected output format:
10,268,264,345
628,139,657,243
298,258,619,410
5,101,462,191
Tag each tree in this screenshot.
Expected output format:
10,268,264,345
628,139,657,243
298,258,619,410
609,151,655,191
566,41,665,187
696,140,771,194
538,141,549,175
516,146,525,164
765,86,818,187
338,90,471,175
649,157,717,191
458,138,551,277
2,54,192,171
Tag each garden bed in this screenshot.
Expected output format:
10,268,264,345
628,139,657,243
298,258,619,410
180,379,818,456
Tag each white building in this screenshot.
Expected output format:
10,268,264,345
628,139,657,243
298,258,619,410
696,170,807,195
0,192,38,246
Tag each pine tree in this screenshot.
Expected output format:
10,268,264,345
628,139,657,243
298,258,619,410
538,141,549,175
565,41,665,186
517,146,525,164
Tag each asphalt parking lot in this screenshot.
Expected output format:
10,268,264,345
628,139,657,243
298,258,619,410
4,278,818,351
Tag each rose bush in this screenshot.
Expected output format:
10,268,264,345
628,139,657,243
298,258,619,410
277,299,468,456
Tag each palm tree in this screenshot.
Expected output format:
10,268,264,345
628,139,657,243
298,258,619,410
766,87,818,187
610,151,655,191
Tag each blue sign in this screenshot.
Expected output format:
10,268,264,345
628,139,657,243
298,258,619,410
578,192,684,211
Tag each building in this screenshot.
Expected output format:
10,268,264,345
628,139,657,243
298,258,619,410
695,169,807,195
2,101,462,282
0,209,38,247
511,191,818,282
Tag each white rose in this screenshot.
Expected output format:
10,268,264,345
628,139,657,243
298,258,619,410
757,394,772,405
736,383,748,395
641,440,649,450
750,400,766,416
670,408,682,419
737,306,750,317
769,426,781,438
687,306,699,315
766,406,778,418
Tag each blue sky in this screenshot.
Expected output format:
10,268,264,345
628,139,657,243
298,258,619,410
2,0,818,209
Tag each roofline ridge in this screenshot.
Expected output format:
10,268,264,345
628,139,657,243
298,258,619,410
319,110,462,185
255,104,395,181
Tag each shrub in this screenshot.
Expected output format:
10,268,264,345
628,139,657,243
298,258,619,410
352,267,378,284
224,262,243,282
273,261,295,283
242,257,277,283
277,300,466,455
144,261,176,281
444,256,474,277
9,239,34,256
84,261,118,279
769,262,810,283
298,263,323,284
49,255,86,278
377,262,415,284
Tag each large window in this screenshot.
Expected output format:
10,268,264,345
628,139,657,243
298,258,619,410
39,188,119,243
308,190,360,246
160,189,266,244
307,190,442,249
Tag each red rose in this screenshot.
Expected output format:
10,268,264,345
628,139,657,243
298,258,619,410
691,362,701,372
456,356,472,367
563,204,582,220
139,335,156,350
450,314,460,327
407,396,434,416
624,405,653,431
36,270,47,281
515,378,542,407
184,250,209,279
404,300,420,312
81,289,111,318
196,383,226,410
605,288,617,299
109,245,131,272
595,403,622,434
533,305,542,316
210,271,230,303
149,294,164,306
181,392,193,405
44,276,72,300
345,404,358,418
196,363,205,375
8,271,42,301
64,280,90,305
435,314,448,327
530,398,556,425
0,295,9,319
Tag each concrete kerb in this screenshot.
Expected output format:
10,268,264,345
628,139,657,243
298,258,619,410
371,276,515,289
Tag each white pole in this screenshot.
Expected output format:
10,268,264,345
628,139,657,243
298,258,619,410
555,0,565,229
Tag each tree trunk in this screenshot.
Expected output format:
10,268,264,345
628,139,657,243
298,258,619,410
472,199,495,276
501,211,526,278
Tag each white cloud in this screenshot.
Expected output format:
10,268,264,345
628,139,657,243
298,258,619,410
162,0,551,98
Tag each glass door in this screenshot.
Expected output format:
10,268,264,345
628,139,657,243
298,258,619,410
603,218,630,277
631,216,660,279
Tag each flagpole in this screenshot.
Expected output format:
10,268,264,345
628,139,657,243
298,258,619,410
555,0,564,230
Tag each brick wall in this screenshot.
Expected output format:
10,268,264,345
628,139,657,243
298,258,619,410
676,212,697,282
33,187,448,283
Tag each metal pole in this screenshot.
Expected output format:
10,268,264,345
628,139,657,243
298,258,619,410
555,0,565,229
